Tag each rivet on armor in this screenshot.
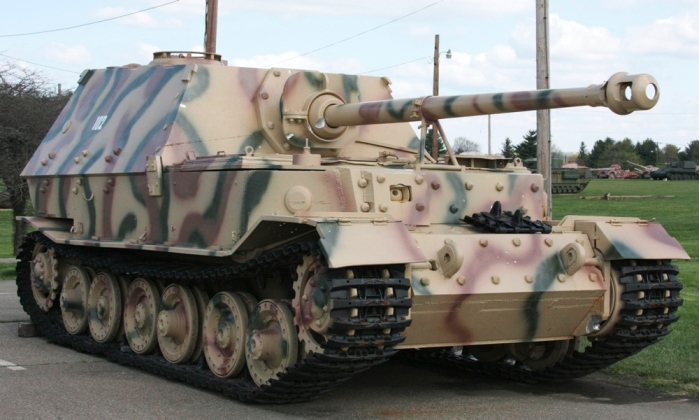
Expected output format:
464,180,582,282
267,121,275,129
557,273,567,283
491,276,500,285
449,204,459,214
513,238,521,247
589,273,598,282
415,175,424,184
456,275,466,286
43,180,49,186
39,187,46,194
531,183,540,192
358,179,368,188
522,207,529,215
545,238,553,247
113,148,121,155
496,182,504,191
74,157,81,164
377,174,386,183
71,187,78,194
48,152,56,159
77,179,83,186
103,187,110,194
420,277,430,286
82,150,89,157
41,159,48,166
479,238,488,247
104,156,113,163
283,142,291,150
465,181,474,190
415,203,425,212
379,203,388,212
260,92,269,100
107,178,115,186
273,69,281,77
431,181,440,190
525,274,534,283
360,202,371,212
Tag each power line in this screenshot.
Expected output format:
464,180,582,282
0,53,80,74
358,55,432,75
266,0,447,67
0,0,180,38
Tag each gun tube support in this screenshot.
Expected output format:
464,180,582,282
322,72,658,129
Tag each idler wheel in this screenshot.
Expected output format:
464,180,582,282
124,278,161,354
87,271,122,343
203,292,249,378
59,265,90,335
189,286,209,363
508,340,571,371
245,300,298,386
157,284,199,364
30,244,59,312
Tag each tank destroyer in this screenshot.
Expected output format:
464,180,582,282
17,51,688,403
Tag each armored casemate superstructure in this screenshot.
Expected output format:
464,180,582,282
17,51,688,403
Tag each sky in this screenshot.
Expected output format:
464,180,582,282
1,0,697,154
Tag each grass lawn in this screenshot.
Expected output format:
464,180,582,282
0,210,14,259
554,179,699,396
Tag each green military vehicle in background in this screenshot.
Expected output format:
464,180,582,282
523,158,595,193
651,160,699,180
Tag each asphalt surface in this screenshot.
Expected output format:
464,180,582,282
1,279,698,419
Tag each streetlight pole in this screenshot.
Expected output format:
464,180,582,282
432,34,440,161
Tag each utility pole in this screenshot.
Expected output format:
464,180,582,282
205,0,218,54
432,34,440,160
536,0,552,218
488,115,491,154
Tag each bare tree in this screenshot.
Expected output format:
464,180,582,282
0,61,71,254
451,136,481,154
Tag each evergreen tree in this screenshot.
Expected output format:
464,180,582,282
576,142,588,166
501,137,515,158
660,144,680,163
678,140,699,162
586,137,615,168
424,127,447,157
514,130,537,160
635,139,660,165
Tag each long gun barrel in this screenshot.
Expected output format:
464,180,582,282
323,72,658,128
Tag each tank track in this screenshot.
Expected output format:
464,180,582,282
406,260,683,383
16,231,411,403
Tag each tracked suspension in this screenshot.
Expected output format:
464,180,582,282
406,260,683,382
16,232,411,403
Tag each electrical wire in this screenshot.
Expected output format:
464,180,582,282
265,0,447,67
0,53,80,74
0,0,180,38
358,55,432,75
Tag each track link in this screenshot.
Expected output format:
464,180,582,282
16,232,411,403
406,260,683,383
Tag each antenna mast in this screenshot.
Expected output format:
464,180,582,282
204,0,218,54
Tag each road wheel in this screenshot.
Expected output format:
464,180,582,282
157,284,199,364
246,300,298,386
124,278,161,354
202,292,249,378
87,271,122,343
60,265,90,335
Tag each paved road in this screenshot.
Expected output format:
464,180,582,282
1,279,697,419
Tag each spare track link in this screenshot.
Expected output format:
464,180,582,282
16,232,411,403
406,260,683,383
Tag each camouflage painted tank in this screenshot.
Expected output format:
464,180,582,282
17,52,688,403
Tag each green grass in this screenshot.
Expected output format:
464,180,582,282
554,179,699,396
0,210,14,259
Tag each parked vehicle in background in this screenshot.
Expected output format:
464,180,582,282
651,161,699,180
627,161,659,179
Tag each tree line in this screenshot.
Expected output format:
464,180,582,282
500,130,699,170
0,61,71,253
